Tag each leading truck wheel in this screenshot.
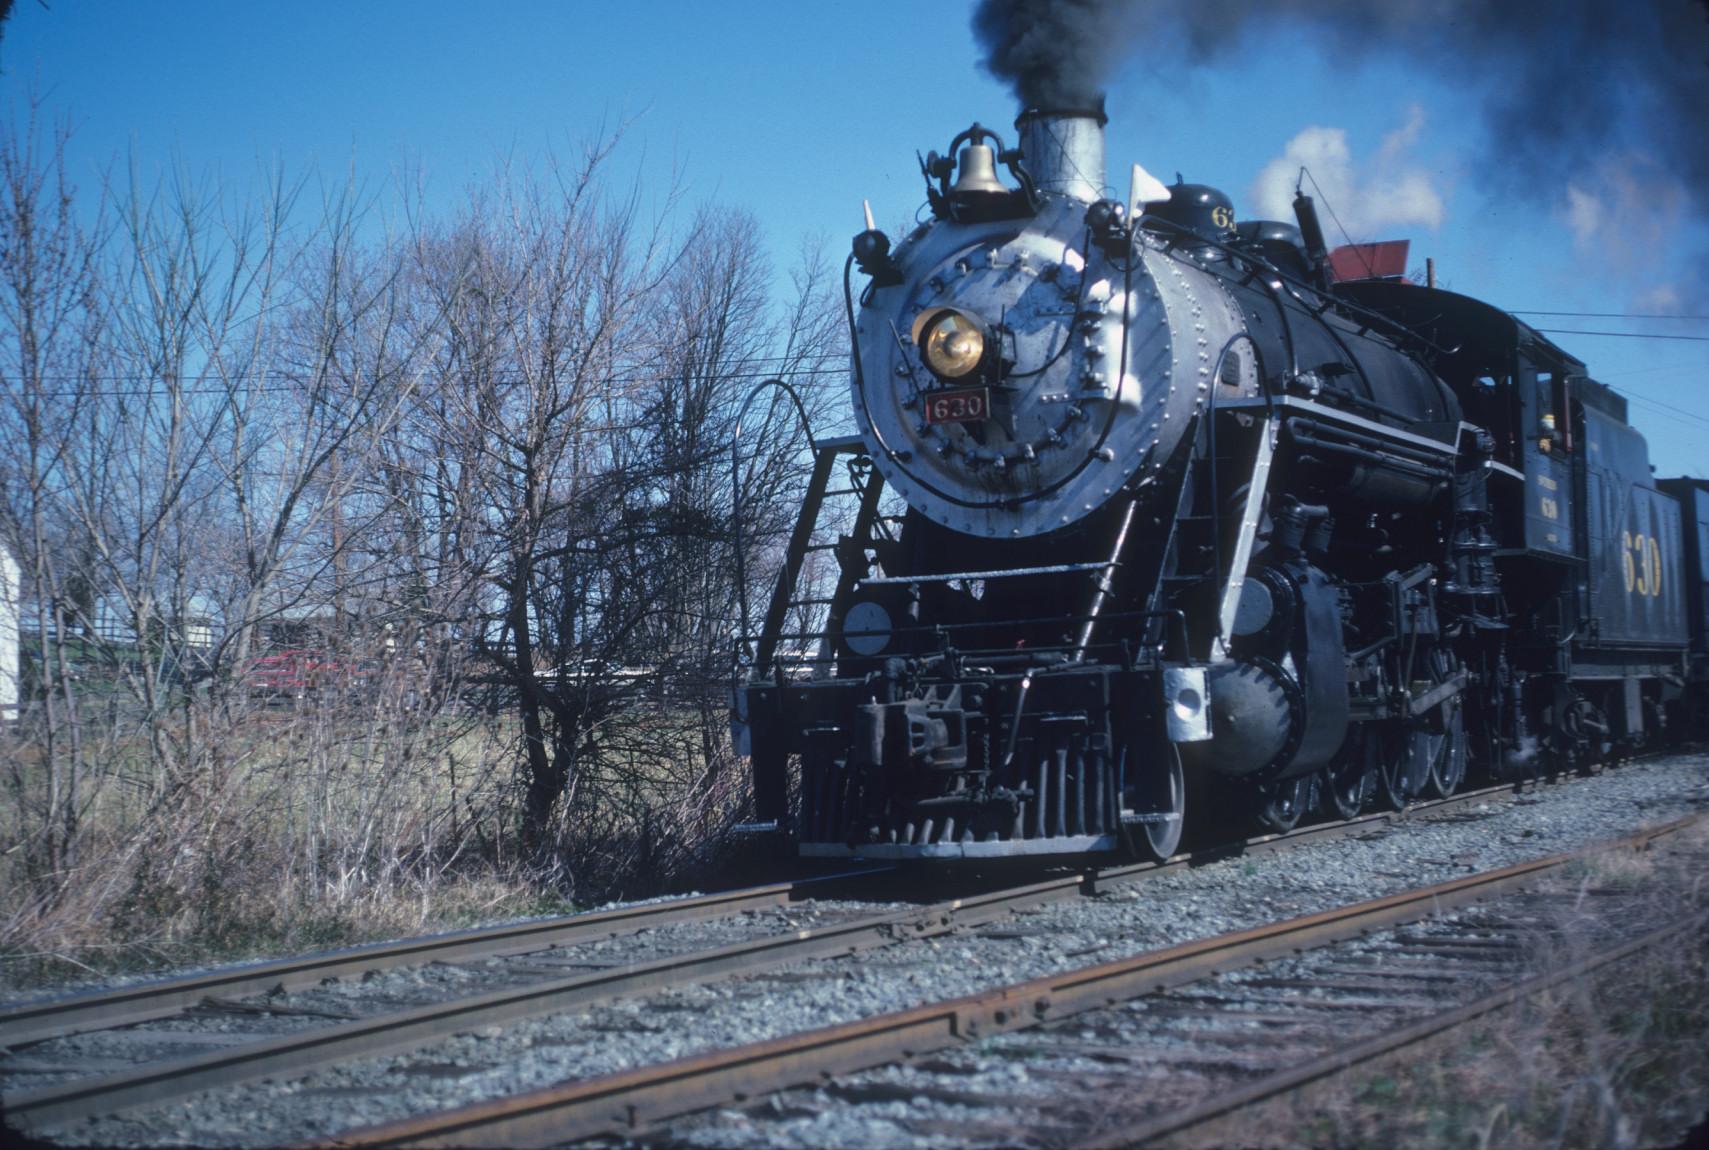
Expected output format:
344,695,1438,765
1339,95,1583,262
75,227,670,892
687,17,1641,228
1119,744,1185,862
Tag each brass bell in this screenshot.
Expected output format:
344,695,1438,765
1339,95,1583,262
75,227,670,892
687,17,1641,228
951,143,1007,197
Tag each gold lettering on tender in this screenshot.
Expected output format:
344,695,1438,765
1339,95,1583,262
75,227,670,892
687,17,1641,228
1538,475,1558,491
1624,531,1664,598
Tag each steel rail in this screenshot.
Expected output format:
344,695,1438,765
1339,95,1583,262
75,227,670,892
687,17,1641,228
0,870,1103,1131
0,778,1527,1132
0,868,889,1048
1076,908,1709,1149
316,814,1700,1149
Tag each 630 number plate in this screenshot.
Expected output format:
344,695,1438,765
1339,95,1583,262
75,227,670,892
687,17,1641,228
923,387,991,425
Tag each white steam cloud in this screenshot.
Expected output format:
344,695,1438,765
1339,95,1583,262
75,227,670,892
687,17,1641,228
1249,106,1445,239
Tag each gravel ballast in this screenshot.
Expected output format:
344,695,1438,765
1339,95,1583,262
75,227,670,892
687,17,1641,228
23,754,1709,1149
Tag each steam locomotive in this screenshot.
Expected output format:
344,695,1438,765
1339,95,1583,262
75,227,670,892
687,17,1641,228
732,103,1705,860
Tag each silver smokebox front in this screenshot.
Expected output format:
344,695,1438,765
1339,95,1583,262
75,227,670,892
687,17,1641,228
1014,101,1107,202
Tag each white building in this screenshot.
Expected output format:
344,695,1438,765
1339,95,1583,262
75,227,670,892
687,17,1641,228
0,541,18,722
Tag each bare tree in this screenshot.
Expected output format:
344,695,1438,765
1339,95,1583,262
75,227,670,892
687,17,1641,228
397,157,843,886
396,139,677,869
0,109,849,975
611,211,841,782
0,106,104,882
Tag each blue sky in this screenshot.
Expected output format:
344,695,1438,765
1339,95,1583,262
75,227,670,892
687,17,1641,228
4,1,1706,474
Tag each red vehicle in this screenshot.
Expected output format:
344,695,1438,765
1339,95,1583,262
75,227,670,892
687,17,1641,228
244,649,371,700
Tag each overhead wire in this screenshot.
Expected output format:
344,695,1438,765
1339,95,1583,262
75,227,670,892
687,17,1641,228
0,356,854,401
1534,328,1709,343
1513,310,1709,321
1616,392,1709,431
1600,357,1709,379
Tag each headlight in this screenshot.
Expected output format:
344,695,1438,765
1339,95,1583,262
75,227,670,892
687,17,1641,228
912,308,987,381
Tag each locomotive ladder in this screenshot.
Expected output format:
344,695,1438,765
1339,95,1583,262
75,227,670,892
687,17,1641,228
750,435,890,679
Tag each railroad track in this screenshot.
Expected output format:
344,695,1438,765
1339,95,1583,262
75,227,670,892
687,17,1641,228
0,869,896,1048
322,813,1708,1149
13,757,1649,1052
0,763,1693,1146
1071,913,1704,1148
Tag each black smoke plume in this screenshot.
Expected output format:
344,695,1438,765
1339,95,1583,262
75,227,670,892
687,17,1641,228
975,0,1709,297
976,0,1709,188
973,0,1133,109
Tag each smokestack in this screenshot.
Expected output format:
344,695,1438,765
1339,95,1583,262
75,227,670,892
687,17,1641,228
1015,99,1108,202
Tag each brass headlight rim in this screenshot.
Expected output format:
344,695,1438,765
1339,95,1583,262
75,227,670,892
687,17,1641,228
911,306,987,381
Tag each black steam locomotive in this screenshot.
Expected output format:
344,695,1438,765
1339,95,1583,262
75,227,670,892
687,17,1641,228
732,104,1703,861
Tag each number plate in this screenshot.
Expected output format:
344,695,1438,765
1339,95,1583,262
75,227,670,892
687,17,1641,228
922,387,991,425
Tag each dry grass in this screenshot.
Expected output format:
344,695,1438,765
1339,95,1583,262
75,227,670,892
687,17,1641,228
0,691,753,995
